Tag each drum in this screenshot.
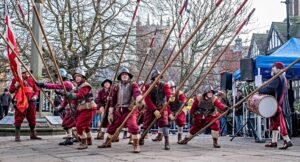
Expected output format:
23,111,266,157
247,94,278,118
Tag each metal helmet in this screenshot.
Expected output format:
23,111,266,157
73,68,86,79
150,68,162,80
117,67,133,81
101,78,112,87
167,80,176,88
66,74,73,81
203,85,215,94
138,80,144,86
59,68,68,78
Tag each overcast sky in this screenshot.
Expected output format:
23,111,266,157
249,0,286,35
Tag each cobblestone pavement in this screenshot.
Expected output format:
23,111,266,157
0,133,299,162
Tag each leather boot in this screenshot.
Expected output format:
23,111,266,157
30,130,42,140
87,137,92,145
77,138,88,150
139,138,145,145
265,142,277,148
97,137,112,148
94,131,104,140
178,136,189,144
15,128,21,142
128,135,133,145
152,133,163,142
133,138,141,153
213,138,221,148
279,140,293,150
59,138,73,145
164,136,170,150
177,133,182,142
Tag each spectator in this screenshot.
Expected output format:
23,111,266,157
234,90,244,136
217,90,230,136
0,88,12,119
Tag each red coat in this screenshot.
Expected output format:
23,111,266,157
9,77,39,100
96,88,110,109
45,81,74,92
190,95,226,116
144,82,172,111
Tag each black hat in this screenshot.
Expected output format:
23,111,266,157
101,79,112,87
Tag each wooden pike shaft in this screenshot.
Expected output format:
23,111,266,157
108,0,224,144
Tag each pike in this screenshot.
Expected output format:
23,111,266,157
15,0,54,83
29,0,69,98
141,0,249,140
0,32,55,108
180,9,257,143
136,29,158,81
107,0,224,145
141,0,190,88
97,0,142,133
164,17,189,67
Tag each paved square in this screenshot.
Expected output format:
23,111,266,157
0,134,299,162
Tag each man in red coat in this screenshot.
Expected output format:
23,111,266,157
178,85,227,148
9,68,42,142
64,68,97,150
94,78,112,140
143,69,173,150
167,80,186,142
98,67,143,153
259,62,293,149
36,68,75,145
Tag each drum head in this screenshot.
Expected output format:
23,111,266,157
258,96,278,118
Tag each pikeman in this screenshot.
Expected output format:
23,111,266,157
259,62,293,149
64,68,97,150
94,78,112,140
167,80,187,142
35,68,75,145
143,68,173,150
98,67,143,153
178,85,227,148
9,67,42,142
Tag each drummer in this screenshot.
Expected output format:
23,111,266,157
259,62,293,150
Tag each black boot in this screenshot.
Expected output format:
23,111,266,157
59,138,73,145
177,133,182,142
213,138,221,148
30,126,42,140
15,126,21,142
279,140,293,150
164,136,170,150
152,133,163,142
123,131,128,139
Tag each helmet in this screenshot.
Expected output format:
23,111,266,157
203,85,215,94
167,80,176,87
56,68,68,78
138,80,144,86
66,74,73,81
101,78,112,87
73,68,86,79
117,67,133,81
150,68,162,80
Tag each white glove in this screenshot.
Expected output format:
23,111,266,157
154,110,161,119
100,106,105,114
31,95,38,101
169,113,175,121
15,82,20,89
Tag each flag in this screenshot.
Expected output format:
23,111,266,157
5,1,28,112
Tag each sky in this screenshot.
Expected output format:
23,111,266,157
246,0,286,39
